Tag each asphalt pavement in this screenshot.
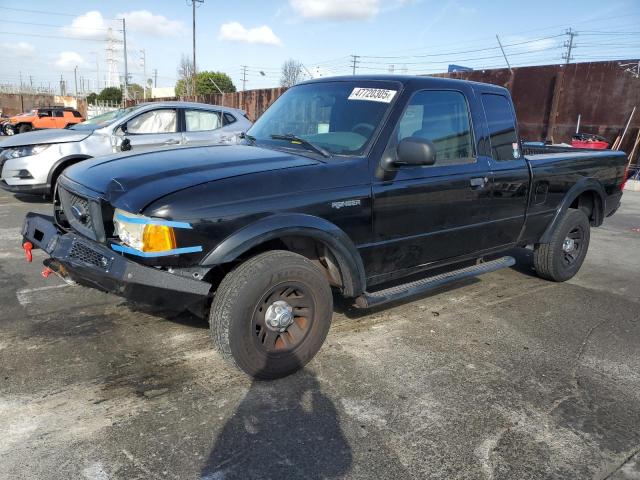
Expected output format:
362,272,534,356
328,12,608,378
1,188,639,480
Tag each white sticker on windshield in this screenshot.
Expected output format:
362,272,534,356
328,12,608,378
348,88,397,103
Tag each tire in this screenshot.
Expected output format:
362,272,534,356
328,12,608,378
18,124,32,134
533,208,590,282
209,250,333,379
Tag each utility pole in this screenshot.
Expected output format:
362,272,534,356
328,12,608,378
562,28,577,65
139,49,147,100
19,71,23,90
188,0,204,96
74,65,78,98
351,54,360,75
496,35,512,74
241,65,248,91
122,18,129,102
153,68,158,87
29,75,33,89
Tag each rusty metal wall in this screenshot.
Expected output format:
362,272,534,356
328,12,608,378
438,60,640,155
0,94,87,117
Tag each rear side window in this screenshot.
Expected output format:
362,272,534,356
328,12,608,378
223,112,236,126
185,109,222,132
482,94,519,161
397,90,475,166
72,110,82,118
54,110,64,117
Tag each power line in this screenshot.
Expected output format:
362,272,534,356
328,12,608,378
0,31,111,41
350,55,360,75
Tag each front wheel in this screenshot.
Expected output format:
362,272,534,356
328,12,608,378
533,208,590,282
209,250,333,379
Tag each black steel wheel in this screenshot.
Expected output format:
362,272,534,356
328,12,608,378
534,208,591,282
209,250,333,379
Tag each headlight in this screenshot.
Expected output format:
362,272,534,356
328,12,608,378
1,144,51,160
113,209,177,252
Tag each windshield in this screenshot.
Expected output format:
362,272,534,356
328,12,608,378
69,106,141,130
247,81,399,156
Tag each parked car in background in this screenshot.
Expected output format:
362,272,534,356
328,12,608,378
0,101,252,196
3,106,84,135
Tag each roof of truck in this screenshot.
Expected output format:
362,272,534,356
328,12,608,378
300,74,509,94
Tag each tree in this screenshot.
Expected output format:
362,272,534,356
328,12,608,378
175,71,236,96
97,86,122,103
280,59,304,88
86,92,98,104
176,54,195,96
127,83,144,100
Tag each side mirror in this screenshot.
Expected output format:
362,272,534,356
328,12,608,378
120,138,132,152
396,137,436,167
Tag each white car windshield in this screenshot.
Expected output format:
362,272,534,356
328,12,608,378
247,81,400,156
69,106,142,130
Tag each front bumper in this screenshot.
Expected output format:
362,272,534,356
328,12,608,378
1,180,49,194
22,212,211,311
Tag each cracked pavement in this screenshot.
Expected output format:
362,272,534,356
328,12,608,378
1,189,639,479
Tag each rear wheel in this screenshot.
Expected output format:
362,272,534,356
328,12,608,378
533,208,590,282
209,250,333,379
18,123,32,134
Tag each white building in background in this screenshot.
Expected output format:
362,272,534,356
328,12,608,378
151,87,176,98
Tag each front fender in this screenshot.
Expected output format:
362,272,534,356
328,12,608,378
539,178,606,243
200,213,366,297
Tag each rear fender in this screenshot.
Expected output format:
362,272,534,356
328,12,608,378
200,213,366,297
539,178,605,243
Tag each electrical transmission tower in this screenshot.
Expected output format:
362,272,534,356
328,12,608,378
562,28,577,64
106,27,119,88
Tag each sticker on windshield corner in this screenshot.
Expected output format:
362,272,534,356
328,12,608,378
348,88,397,103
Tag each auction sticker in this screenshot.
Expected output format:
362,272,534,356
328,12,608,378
348,88,397,103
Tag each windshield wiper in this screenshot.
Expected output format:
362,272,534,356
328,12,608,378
270,133,331,158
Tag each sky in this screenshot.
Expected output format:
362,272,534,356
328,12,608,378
0,0,638,94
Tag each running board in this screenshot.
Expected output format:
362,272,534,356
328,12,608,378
355,256,515,309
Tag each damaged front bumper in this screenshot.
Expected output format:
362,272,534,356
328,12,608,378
22,212,211,311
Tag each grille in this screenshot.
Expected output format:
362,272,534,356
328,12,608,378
58,186,106,242
69,241,110,269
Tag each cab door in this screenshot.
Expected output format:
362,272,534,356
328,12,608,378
480,93,530,248
365,88,493,279
36,109,57,129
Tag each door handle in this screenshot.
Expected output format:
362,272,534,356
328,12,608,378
163,139,180,145
469,177,488,189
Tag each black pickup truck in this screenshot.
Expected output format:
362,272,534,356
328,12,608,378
22,76,627,379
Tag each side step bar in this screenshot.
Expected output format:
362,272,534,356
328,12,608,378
355,256,515,308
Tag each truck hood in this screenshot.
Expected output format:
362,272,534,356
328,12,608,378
0,128,91,147
62,144,321,213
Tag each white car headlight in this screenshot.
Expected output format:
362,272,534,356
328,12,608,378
1,144,51,160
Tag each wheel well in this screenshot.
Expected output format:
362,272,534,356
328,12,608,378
203,236,351,295
569,190,602,226
49,157,90,193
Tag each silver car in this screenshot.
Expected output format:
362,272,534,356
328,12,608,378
0,101,252,196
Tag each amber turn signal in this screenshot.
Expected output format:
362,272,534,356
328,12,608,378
142,225,176,252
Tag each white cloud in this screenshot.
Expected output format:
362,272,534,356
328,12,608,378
218,22,282,46
1,42,35,57
290,0,380,20
118,10,186,37
505,36,558,52
55,51,85,68
62,11,107,39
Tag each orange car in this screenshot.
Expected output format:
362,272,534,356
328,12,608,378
6,106,84,134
